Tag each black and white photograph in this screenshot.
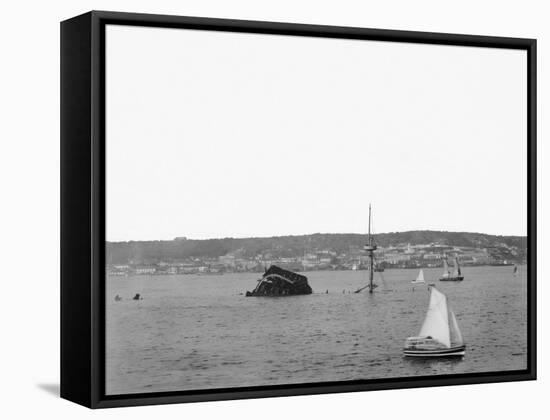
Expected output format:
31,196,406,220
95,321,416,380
4,0,550,418
104,23,529,395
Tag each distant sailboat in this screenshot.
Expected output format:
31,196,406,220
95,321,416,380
439,255,464,282
403,286,466,357
411,269,425,284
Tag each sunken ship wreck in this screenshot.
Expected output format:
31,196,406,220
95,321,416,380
246,265,313,296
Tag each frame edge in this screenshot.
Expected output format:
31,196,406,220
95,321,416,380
67,10,537,408
60,11,94,408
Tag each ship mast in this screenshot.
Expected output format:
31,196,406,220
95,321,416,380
364,204,377,293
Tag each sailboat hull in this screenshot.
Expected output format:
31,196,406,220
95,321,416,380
439,276,464,282
403,344,466,357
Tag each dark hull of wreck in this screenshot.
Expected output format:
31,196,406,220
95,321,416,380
246,265,313,297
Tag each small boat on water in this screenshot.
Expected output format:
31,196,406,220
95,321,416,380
411,269,425,284
439,255,464,282
403,286,465,357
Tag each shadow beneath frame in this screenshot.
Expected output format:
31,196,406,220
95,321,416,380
37,383,60,397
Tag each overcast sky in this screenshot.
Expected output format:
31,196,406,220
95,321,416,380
106,24,527,242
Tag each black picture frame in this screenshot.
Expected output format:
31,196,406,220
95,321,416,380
60,10,537,409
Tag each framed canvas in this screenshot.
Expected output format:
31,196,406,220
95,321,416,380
60,11,536,408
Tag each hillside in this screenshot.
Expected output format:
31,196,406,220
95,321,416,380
106,231,527,265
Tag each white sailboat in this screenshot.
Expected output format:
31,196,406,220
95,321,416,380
411,269,425,284
439,255,464,281
403,286,465,357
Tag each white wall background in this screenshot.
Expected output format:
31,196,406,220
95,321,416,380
0,0,547,418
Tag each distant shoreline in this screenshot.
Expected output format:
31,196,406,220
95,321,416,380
107,263,524,278
106,231,527,275
108,229,527,244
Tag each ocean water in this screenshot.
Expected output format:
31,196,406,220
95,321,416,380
106,265,528,395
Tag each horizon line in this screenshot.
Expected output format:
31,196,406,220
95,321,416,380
107,229,528,243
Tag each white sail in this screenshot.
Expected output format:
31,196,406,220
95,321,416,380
452,257,461,276
419,287,451,348
442,258,450,277
412,269,425,283
448,308,464,346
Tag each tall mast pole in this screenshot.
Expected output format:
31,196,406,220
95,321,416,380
369,205,374,293
368,204,371,242
364,204,377,293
